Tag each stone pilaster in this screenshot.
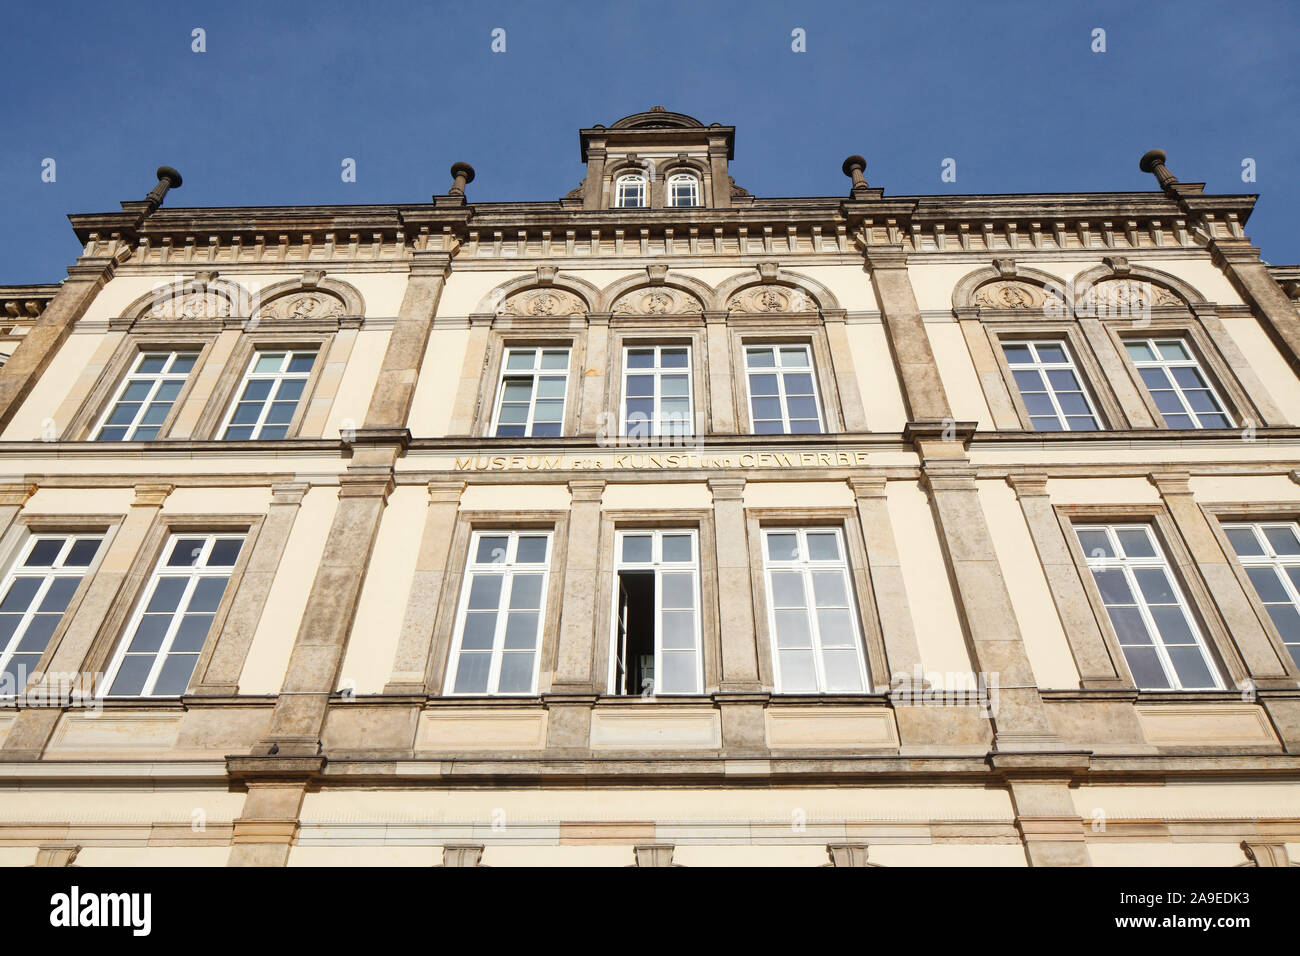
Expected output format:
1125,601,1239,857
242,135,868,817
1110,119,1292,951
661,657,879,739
846,477,923,686
366,250,452,428
192,482,310,696
384,480,466,694
1149,472,1295,689
579,314,611,435
919,454,1060,751
1006,474,1125,688
0,248,121,432
823,311,870,431
1077,317,1154,427
704,312,735,433
446,314,493,436
708,478,760,692
994,753,1092,867
863,247,952,423
253,463,393,757
227,776,314,868
1208,237,1300,377
0,483,37,539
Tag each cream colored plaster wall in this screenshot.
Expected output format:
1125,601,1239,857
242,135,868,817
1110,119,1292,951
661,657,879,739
338,485,427,694
22,487,133,515
602,482,711,510
238,487,338,694
457,483,572,511
971,442,1300,469
0,847,36,866
299,785,1015,823
332,271,408,318
406,328,469,437
1073,782,1300,818
671,844,830,867
1045,477,1161,505
886,481,977,683
1087,843,1246,867
0,789,244,822
846,323,908,431
977,479,1080,689
322,329,388,437
1188,474,1300,504
162,486,271,515
1219,315,1300,425
288,845,440,867
867,844,1027,866
436,272,526,317
2,333,104,440
927,322,991,428
481,845,636,867
74,847,233,867
1142,257,1244,306
906,262,1070,313
742,480,853,509
3,455,347,480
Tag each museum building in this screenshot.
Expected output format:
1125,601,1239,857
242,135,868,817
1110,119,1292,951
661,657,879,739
0,109,1298,866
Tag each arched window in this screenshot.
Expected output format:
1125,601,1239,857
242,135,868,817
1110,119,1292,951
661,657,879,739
667,173,701,207
614,174,647,208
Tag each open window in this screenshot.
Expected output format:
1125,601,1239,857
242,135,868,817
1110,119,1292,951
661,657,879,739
609,529,701,696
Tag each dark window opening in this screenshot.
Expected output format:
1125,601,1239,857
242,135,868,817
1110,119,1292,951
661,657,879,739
614,571,656,696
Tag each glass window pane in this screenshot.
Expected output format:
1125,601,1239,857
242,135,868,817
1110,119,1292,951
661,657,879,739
767,533,798,561
660,572,694,609
1115,528,1155,558
657,651,696,694
467,575,503,610
1246,566,1289,604
515,536,548,564
774,609,812,648
24,540,63,567
621,535,652,563
503,611,539,649
661,535,692,563
1123,646,1169,689
1225,527,1264,556
1263,526,1300,556
660,610,695,649
1002,344,1033,364
497,652,535,693
770,572,807,608
778,649,817,692
508,574,544,611
453,653,491,694
1092,570,1133,605
822,649,864,692
811,571,848,608
475,537,509,565
806,533,840,561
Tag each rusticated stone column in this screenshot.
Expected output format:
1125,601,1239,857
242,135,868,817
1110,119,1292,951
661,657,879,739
384,480,466,694
1006,474,1125,688
994,753,1092,867
192,482,311,696
863,247,952,423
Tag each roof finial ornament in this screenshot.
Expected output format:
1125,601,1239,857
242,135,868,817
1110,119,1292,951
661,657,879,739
449,161,476,196
650,105,666,112
1139,149,1178,195
842,155,869,198
145,166,182,211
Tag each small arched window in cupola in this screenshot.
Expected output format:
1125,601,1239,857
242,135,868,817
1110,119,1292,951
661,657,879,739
666,173,701,207
614,174,647,208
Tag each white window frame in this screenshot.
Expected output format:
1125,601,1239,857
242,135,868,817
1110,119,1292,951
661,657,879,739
761,527,870,694
444,530,553,697
614,174,647,208
1222,521,1300,669
0,533,103,697
608,529,703,696
488,347,571,438
1077,523,1222,691
100,532,244,698
620,345,694,438
1124,336,1234,429
218,349,317,440
92,350,198,441
1002,339,1101,431
666,173,700,207
744,344,825,434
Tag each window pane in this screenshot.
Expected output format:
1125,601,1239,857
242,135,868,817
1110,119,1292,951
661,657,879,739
1263,526,1300,556
621,535,652,563
767,533,798,561
661,535,692,563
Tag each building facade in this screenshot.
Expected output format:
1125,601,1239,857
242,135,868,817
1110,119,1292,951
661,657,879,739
0,108,1299,867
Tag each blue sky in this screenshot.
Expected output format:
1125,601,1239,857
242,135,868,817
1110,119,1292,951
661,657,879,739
2,0,1298,282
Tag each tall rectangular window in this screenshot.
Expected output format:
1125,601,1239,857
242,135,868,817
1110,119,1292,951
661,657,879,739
762,528,868,693
445,531,552,696
102,533,244,697
622,346,693,438
1076,524,1221,690
220,350,316,440
1124,337,1233,429
94,351,197,441
610,529,701,696
0,534,102,695
1222,521,1300,669
745,345,824,434
1002,339,1100,431
490,347,569,437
